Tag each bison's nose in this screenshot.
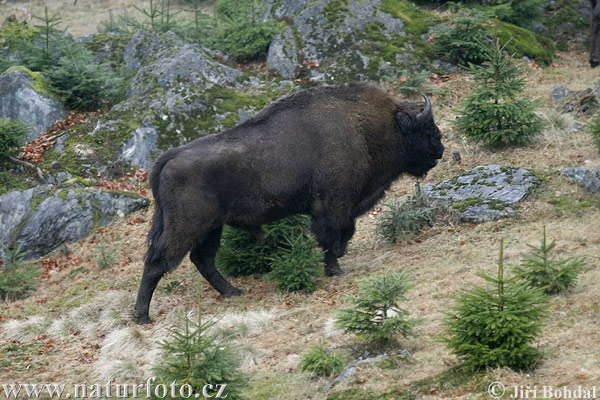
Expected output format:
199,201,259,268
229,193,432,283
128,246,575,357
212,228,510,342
436,143,445,159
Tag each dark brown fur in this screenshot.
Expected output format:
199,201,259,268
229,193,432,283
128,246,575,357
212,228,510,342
592,0,600,67
133,82,444,323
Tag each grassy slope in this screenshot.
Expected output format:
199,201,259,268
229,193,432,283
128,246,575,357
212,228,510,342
1,2,600,399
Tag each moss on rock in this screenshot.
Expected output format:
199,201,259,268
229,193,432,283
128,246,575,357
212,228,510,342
4,66,58,101
496,21,556,66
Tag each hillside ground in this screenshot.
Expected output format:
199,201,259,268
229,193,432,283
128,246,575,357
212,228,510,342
1,3,599,399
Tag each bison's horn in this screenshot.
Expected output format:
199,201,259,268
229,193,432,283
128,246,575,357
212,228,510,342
415,94,431,124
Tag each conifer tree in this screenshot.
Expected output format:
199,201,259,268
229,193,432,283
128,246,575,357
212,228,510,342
442,239,549,372
456,40,544,148
513,227,583,295
335,270,416,350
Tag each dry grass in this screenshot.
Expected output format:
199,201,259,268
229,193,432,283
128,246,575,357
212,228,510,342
0,22,599,398
0,0,194,38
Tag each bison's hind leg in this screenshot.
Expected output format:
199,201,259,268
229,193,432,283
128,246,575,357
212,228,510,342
190,227,243,298
133,243,189,324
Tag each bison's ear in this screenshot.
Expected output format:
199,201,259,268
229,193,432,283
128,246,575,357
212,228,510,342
395,112,414,132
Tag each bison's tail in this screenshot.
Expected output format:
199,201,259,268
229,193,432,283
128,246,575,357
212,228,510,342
145,151,176,264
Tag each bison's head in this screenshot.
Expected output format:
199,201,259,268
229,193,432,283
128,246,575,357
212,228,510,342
395,95,444,178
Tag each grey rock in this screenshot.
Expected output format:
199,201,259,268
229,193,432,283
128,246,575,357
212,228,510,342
267,27,299,79
322,354,387,393
0,188,35,258
120,125,159,170
262,0,412,82
561,168,600,193
0,68,67,142
551,84,600,115
423,165,540,223
127,43,242,98
123,30,183,70
551,85,571,102
81,82,262,171
0,188,149,260
531,22,548,36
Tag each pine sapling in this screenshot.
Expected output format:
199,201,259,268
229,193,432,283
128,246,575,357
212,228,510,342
514,226,583,295
153,311,248,400
456,39,544,148
299,341,346,377
0,243,41,301
267,232,322,292
442,239,549,372
335,270,416,350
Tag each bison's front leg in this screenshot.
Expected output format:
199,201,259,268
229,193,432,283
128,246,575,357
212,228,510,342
190,227,243,298
312,217,355,276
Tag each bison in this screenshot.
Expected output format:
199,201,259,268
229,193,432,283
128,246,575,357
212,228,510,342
133,82,444,324
592,0,600,67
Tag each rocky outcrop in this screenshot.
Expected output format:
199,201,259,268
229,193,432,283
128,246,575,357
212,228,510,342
561,168,600,193
0,67,67,142
124,31,242,98
0,187,149,259
551,84,600,115
80,83,270,171
267,27,299,79
47,31,277,172
423,165,540,223
260,0,435,82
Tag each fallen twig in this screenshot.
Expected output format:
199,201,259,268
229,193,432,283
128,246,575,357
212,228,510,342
8,156,47,183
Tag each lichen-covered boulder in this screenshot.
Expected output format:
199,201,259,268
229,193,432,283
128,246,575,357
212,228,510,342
423,165,540,223
267,27,299,79
0,67,67,142
561,168,600,193
551,84,600,115
124,31,242,98
0,187,149,260
51,84,279,172
260,0,437,82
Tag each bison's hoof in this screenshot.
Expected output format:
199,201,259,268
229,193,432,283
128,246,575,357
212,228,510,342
221,287,244,298
325,266,347,277
133,309,152,325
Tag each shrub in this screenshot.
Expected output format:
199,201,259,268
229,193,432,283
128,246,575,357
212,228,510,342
44,41,123,110
455,39,544,148
335,270,416,349
153,313,248,400
217,215,312,276
267,232,322,292
513,227,583,295
376,198,435,243
456,0,545,29
5,10,123,110
0,21,41,50
441,239,549,372
299,342,346,377
0,243,41,301
203,0,280,61
94,242,118,269
591,111,600,154
0,117,30,163
431,9,493,66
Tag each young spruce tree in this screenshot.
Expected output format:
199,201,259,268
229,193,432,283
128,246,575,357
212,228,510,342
513,226,583,295
442,239,549,372
335,270,416,350
456,40,543,148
